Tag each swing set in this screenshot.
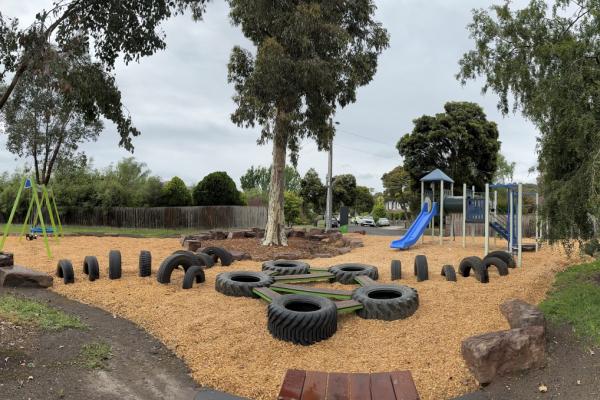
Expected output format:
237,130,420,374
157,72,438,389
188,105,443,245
0,177,63,258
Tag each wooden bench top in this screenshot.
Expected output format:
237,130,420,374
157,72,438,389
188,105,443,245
278,369,420,400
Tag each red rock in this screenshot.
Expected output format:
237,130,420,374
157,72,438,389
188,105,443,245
309,234,328,241
227,231,247,239
229,250,251,261
337,247,352,255
500,299,545,330
0,265,53,288
183,240,202,252
273,252,302,260
0,252,14,267
308,228,325,235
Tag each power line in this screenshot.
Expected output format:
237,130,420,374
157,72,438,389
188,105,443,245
335,143,397,160
336,128,393,146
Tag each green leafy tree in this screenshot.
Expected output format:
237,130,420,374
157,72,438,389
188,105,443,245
371,195,386,220
240,165,301,193
332,174,357,211
0,0,208,118
457,0,597,243
299,168,326,214
193,171,243,206
493,153,516,184
381,165,415,218
142,177,164,207
160,176,192,207
354,186,374,214
397,102,500,193
227,0,389,245
284,191,303,227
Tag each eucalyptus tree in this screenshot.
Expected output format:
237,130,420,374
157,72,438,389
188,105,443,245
227,1,389,245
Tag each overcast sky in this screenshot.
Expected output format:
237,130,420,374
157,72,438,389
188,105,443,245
1,0,538,192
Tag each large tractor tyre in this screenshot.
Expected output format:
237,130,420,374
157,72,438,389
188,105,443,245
139,251,152,277
391,260,402,281
56,259,75,284
483,257,509,276
352,284,419,321
83,256,100,281
157,253,205,284
215,271,274,298
414,255,429,282
458,256,489,283
328,263,378,284
262,260,310,276
201,247,233,266
441,265,457,282
267,294,338,346
108,250,122,280
484,251,516,268
182,266,206,289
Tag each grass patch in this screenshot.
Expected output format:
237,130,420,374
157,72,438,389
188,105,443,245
79,341,112,369
0,224,198,238
0,295,86,331
539,260,600,343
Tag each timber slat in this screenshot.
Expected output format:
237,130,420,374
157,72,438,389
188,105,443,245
274,272,334,281
252,287,281,301
335,300,362,310
348,373,371,400
354,276,377,286
271,283,353,296
390,371,420,400
370,372,396,400
278,369,306,400
301,371,328,400
326,373,349,400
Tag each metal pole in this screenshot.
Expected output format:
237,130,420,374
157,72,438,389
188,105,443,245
471,185,475,240
518,184,523,267
462,183,466,248
484,183,489,256
440,180,444,245
451,183,455,240
431,183,435,238
325,122,333,232
535,192,539,252
509,189,514,252
493,190,498,246
421,180,425,243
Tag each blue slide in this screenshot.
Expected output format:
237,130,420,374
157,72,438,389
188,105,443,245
390,202,438,250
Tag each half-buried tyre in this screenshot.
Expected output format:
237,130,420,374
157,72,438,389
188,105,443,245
484,250,516,268
215,271,274,298
414,255,429,282
262,260,310,276
328,263,378,284
459,256,489,283
139,251,152,277
441,265,457,282
391,260,401,281
172,250,214,268
267,294,337,345
352,284,419,321
157,253,206,284
483,257,509,276
108,250,122,280
56,259,75,284
83,256,100,281
182,265,206,289
194,252,215,268
201,247,233,266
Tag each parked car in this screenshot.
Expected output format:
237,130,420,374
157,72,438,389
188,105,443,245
330,218,340,228
360,216,376,227
377,217,390,227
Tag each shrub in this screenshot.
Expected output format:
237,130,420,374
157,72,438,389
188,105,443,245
193,172,243,206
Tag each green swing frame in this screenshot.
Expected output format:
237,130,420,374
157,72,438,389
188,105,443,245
0,177,63,258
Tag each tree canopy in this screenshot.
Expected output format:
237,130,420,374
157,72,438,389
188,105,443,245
240,165,301,193
299,168,326,214
381,165,414,216
227,0,389,245
160,176,192,207
332,174,357,211
354,186,374,214
397,101,500,192
193,171,243,206
457,0,598,243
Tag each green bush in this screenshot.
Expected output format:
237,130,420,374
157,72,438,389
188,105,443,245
193,172,243,206
160,176,192,206
284,191,303,226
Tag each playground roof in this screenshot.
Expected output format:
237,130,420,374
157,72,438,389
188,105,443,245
420,169,454,183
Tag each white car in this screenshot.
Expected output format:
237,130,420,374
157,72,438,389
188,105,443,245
377,218,390,227
360,216,376,227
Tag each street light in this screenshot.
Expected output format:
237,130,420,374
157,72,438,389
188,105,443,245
325,119,340,231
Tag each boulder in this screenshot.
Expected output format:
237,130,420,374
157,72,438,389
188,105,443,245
308,228,325,236
0,265,53,288
227,231,247,240
183,240,202,252
309,234,328,241
337,247,352,255
348,239,364,248
312,253,332,258
273,252,302,260
210,231,227,240
287,229,306,238
327,232,343,241
0,252,14,267
461,326,545,385
180,235,195,246
229,250,251,261
500,299,545,330
244,231,257,238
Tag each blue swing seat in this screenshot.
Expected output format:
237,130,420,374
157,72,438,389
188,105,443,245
30,226,54,234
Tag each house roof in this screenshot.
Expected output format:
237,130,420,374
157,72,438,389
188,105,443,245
420,169,454,183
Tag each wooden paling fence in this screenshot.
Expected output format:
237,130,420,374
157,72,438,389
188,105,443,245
58,206,268,230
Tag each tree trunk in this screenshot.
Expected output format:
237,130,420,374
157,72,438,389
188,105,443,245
262,110,288,246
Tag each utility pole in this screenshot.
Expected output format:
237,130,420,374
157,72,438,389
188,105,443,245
325,118,333,231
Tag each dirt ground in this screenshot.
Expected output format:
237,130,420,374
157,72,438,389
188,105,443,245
1,234,578,400
0,287,200,400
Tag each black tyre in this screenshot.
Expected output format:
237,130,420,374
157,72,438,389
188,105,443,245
108,250,122,280
267,294,337,345
262,260,310,276
483,257,509,276
56,259,74,284
215,271,274,297
391,260,401,281
414,255,429,282
352,284,419,321
328,263,378,284
458,256,489,283
182,265,206,289
83,256,100,281
484,250,516,268
194,252,216,268
202,247,233,266
441,265,457,282
139,250,152,277
157,253,205,284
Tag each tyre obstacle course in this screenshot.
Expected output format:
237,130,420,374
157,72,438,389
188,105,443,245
55,247,234,289
215,261,420,345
